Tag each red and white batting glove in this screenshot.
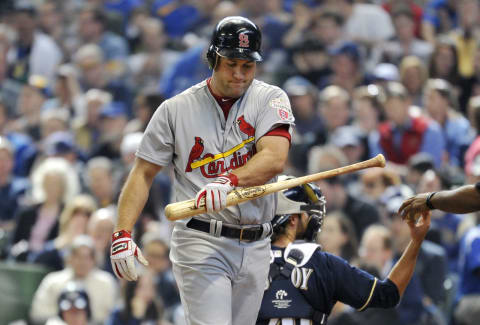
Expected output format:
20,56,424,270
110,230,148,281
194,173,238,212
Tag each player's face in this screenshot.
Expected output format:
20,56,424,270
213,57,256,98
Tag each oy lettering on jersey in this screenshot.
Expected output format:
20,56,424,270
291,267,313,291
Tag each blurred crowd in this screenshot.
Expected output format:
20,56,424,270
1,0,480,324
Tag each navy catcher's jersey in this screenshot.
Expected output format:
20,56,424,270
257,243,399,324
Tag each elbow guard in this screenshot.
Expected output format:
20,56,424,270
366,278,400,309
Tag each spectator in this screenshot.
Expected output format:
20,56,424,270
84,157,116,208
73,89,112,154
124,91,165,134
421,0,458,44
0,136,29,231
45,282,93,325
9,157,80,261
369,81,445,168
317,211,358,263
309,10,345,51
359,167,401,204
308,145,380,239
77,5,128,76
399,55,428,106
405,152,436,191
318,85,351,136
329,125,365,165
89,102,128,160
12,74,51,141
73,44,132,115
106,269,169,325
87,207,115,274
34,194,97,271
30,235,117,324
353,84,385,136
40,109,70,142
378,6,432,65
7,0,63,84
424,78,473,167
359,224,394,278
429,36,459,86
323,42,364,93
416,169,463,273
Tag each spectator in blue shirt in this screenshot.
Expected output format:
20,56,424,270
424,78,474,167
151,0,200,39
422,0,458,44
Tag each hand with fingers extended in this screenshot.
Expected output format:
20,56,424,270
194,173,238,212
110,230,148,281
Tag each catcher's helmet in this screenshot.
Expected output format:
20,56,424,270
206,16,263,69
272,176,326,242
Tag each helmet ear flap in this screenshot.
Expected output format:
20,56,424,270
206,45,217,69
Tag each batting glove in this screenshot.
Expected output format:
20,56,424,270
110,230,148,281
195,173,238,212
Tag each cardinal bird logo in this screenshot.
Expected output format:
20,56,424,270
237,115,255,137
185,137,204,172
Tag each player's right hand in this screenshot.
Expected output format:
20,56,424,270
110,230,148,281
194,173,238,212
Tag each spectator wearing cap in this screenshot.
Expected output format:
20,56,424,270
405,152,436,191
399,55,429,107
89,102,128,160
0,136,29,231
11,75,51,141
424,78,473,167
31,235,117,324
307,145,380,240
7,0,63,84
369,81,445,168
73,89,112,154
381,185,448,324
329,125,365,165
376,6,432,66
285,39,330,88
371,63,400,87
73,44,132,116
322,42,364,94
45,282,92,325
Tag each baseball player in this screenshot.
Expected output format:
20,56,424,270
257,176,432,324
110,16,294,325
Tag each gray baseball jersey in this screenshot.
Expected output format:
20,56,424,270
136,78,294,225
136,78,294,325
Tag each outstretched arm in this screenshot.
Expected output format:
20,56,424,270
387,211,431,297
399,184,480,220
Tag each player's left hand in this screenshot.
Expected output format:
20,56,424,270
110,230,148,281
195,174,238,212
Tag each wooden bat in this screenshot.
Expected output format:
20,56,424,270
165,154,386,221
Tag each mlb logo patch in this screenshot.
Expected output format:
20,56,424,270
278,108,289,120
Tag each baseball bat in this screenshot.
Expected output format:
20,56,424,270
165,154,386,221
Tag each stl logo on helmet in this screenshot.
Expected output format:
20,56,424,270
239,33,249,48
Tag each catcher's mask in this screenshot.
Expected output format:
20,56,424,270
206,16,262,69
272,176,326,242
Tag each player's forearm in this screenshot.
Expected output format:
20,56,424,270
232,137,289,187
116,165,156,231
387,239,422,297
430,185,480,213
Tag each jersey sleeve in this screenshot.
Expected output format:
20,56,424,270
324,253,399,311
254,88,294,142
136,101,175,166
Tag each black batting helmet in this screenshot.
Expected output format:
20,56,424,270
206,16,263,69
272,176,326,242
